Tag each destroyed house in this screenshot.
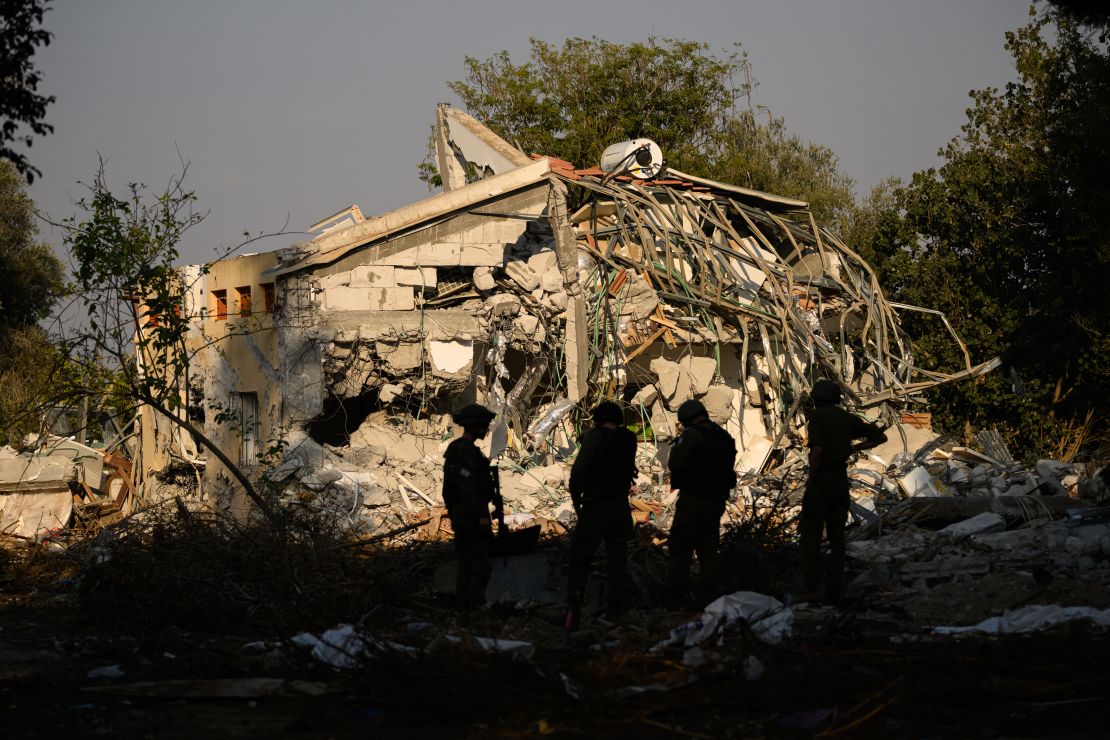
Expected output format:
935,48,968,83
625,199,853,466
136,106,996,518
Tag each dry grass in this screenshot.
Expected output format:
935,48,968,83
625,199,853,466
73,505,446,637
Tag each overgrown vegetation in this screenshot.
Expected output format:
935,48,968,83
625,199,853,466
434,26,1110,461
75,507,439,635
858,8,1110,458
46,161,290,522
0,158,66,445
0,0,55,182
429,37,855,225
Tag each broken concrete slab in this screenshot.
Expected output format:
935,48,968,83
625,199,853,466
379,383,403,404
505,261,540,291
459,243,506,266
472,266,496,291
650,357,681,402
375,341,423,372
0,458,75,492
614,272,659,320
394,267,437,289
324,286,416,312
702,385,734,423
898,555,992,581
349,265,396,288
938,512,1006,538
540,269,563,293
486,293,521,318
513,313,546,343
686,356,717,397
543,289,568,310
631,384,659,408
299,468,343,492
348,424,427,465
1035,459,1073,496
526,250,557,276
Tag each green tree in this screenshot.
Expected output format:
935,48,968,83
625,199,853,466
54,163,282,524
0,158,64,328
707,111,856,226
0,0,54,182
0,157,66,444
867,9,1110,457
436,37,855,223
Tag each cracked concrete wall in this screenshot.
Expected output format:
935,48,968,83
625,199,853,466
172,252,286,515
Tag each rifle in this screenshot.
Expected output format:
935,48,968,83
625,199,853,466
489,463,508,564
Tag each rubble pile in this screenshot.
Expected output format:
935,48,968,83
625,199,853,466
126,105,1001,522
0,437,137,545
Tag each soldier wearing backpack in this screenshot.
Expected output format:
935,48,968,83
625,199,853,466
667,399,737,608
565,401,637,628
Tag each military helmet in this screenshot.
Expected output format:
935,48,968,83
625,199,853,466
452,403,496,427
592,400,623,425
811,379,841,403
676,398,708,425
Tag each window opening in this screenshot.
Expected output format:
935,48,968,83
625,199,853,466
240,392,259,467
262,282,276,313
213,290,227,321
236,286,252,317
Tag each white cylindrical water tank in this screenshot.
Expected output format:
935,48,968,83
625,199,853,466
599,138,664,180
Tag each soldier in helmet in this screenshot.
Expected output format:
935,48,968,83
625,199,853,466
442,403,498,608
566,400,637,628
801,378,887,602
666,398,738,607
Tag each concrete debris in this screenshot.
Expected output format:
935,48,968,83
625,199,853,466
630,384,659,408
654,591,793,667
1,434,137,545
125,101,1013,541
505,260,540,291
472,265,496,291
938,512,1006,538
701,385,734,424
933,604,1110,635
486,293,521,318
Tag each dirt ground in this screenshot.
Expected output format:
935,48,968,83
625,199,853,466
3,533,1109,739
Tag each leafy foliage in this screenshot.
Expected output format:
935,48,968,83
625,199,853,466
57,162,281,523
862,9,1110,457
0,158,64,328
436,37,855,223
0,0,54,182
0,158,66,444
708,111,856,227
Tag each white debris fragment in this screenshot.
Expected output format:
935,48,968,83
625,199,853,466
938,512,1006,538
653,591,793,666
443,635,536,659
933,604,1110,635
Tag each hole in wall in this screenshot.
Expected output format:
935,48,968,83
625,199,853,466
305,389,379,446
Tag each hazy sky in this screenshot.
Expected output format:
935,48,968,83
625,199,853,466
27,0,1034,264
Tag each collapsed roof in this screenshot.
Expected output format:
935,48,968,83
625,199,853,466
266,104,996,473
